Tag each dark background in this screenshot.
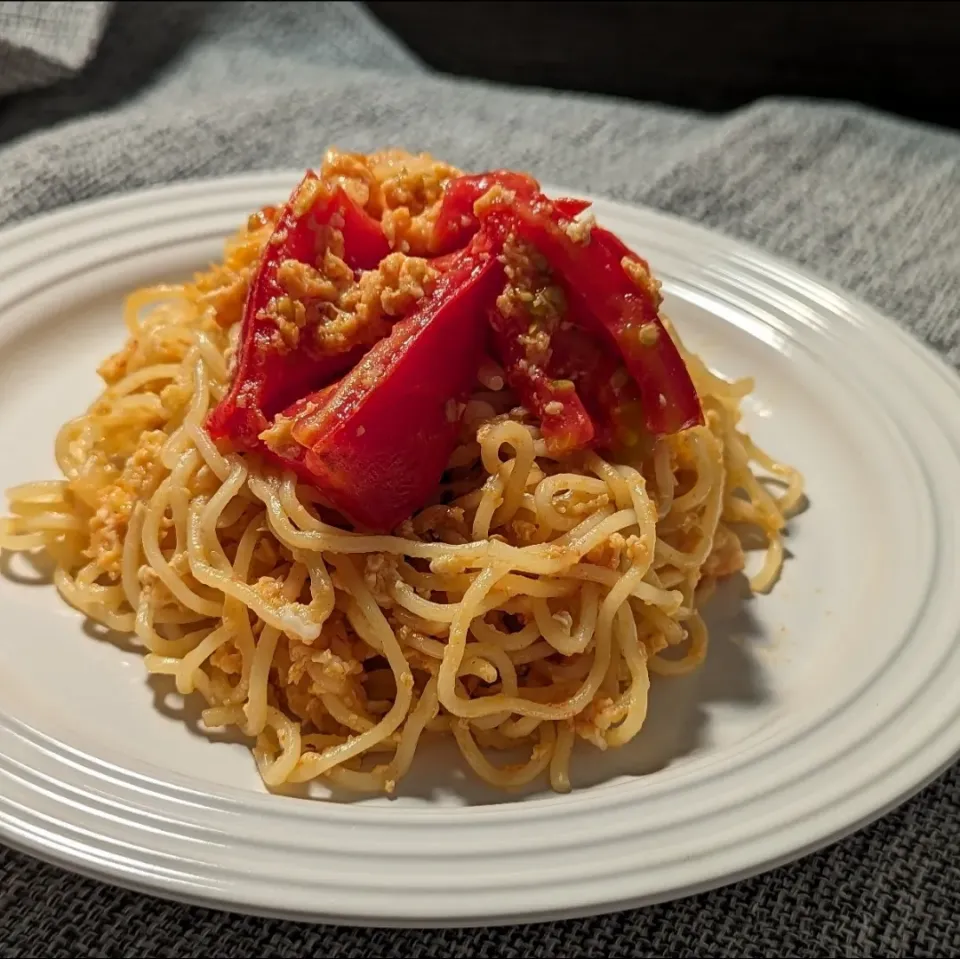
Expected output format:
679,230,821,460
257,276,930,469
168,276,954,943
366,1,960,131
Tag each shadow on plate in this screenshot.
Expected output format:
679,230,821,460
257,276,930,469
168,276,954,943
81,616,142,655
145,673,251,749
0,548,57,586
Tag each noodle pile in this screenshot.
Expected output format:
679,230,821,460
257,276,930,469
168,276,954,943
0,168,803,795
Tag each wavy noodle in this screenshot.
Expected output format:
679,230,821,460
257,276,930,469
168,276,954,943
0,192,803,796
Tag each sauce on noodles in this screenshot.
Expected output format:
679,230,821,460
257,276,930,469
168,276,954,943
0,150,803,794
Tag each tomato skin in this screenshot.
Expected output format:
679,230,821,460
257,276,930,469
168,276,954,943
208,173,389,451
281,234,504,532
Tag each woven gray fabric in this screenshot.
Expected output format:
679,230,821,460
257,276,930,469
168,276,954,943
0,2,959,956
0,0,111,96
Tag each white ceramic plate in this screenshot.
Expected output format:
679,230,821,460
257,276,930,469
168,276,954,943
0,172,959,927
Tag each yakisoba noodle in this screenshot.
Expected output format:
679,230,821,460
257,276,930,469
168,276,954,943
0,153,803,794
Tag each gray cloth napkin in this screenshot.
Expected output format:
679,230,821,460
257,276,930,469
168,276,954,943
0,3,959,957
